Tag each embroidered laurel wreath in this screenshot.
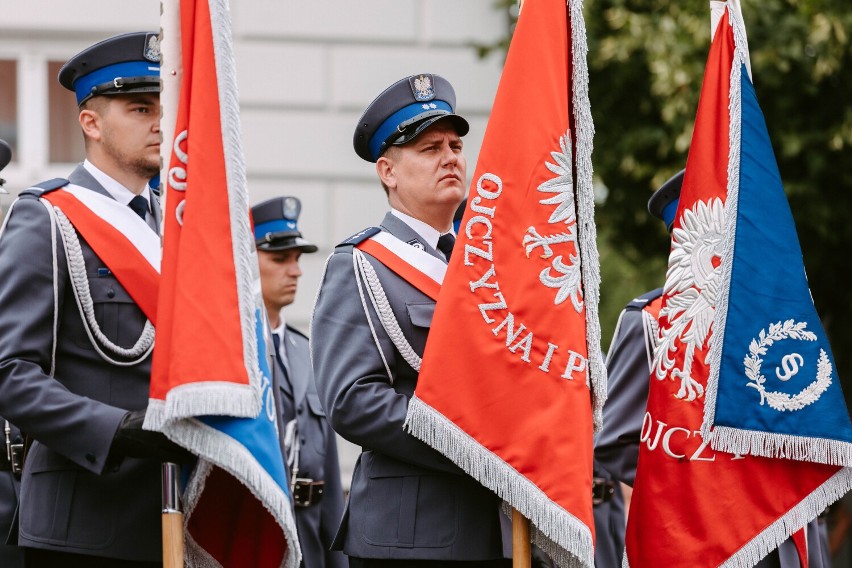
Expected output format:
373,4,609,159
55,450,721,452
744,319,832,412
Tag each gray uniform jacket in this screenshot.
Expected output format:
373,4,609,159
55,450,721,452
0,165,163,561
592,460,624,568
0,420,23,566
310,212,504,561
595,289,828,568
276,325,346,568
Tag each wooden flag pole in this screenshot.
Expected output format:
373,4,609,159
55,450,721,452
512,508,531,568
159,2,183,564
511,0,529,565
162,462,184,568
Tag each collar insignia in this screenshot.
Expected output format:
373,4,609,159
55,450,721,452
406,238,426,251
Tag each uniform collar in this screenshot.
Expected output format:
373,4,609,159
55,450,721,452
390,208,455,251
83,159,151,208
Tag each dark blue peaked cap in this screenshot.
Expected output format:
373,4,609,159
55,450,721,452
648,169,685,232
251,196,318,253
354,74,470,163
59,32,161,106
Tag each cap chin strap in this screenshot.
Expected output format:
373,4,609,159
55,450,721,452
80,76,161,105
369,100,453,160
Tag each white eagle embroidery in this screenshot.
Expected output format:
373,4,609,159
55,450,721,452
522,132,583,312
414,76,432,99
653,198,726,401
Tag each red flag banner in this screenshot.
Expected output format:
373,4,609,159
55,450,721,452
146,0,299,565
405,0,604,565
625,2,852,566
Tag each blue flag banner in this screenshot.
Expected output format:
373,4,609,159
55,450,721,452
195,311,287,490
179,308,297,568
702,4,852,467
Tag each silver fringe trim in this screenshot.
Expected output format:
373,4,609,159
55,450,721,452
719,467,852,567
406,396,593,568
702,0,747,444
151,400,302,568
710,426,852,466
144,381,265,430
209,0,265,411
568,0,605,431
623,468,852,567
183,460,221,568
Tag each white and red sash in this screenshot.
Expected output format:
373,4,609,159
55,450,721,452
42,185,161,325
355,231,447,301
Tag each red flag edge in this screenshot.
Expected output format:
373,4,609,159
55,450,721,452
173,433,300,568
715,469,852,568
406,397,593,567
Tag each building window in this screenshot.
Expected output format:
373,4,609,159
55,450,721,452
48,60,84,164
0,59,17,161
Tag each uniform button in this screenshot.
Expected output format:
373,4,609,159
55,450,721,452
297,405,304,414
107,289,116,298
300,437,306,445
85,453,97,463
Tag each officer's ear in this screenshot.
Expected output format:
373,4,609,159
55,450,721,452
376,153,397,192
78,97,109,142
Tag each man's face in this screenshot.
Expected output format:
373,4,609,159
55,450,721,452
381,121,467,222
258,248,303,315
96,93,161,180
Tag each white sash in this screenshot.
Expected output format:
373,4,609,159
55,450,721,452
61,184,162,273
367,230,447,287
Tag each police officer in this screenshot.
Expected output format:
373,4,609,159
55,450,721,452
0,33,190,567
311,74,507,567
591,460,624,568
251,196,346,568
595,169,828,567
0,139,24,568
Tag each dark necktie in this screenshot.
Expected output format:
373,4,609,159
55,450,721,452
271,332,293,391
128,195,148,221
437,233,455,262
271,333,285,375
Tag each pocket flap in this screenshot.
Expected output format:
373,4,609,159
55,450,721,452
306,391,326,417
406,302,435,328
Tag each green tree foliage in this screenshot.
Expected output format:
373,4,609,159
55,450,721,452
480,0,852,401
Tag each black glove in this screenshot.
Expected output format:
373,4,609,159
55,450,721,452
110,409,195,464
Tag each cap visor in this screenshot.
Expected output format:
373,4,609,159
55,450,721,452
393,114,470,147
257,237,318,253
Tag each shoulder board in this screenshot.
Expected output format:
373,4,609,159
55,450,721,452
625,287,664,311
19,178,69,198
337,226,381,248
285,324,308,341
